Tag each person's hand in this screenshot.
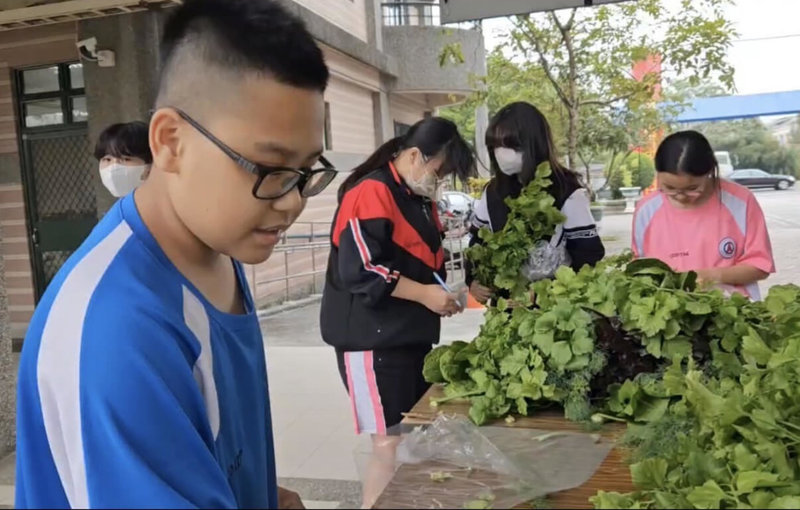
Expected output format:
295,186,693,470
469,281,493,304
696,268,722,286
278,487,305,509
422,285,462,317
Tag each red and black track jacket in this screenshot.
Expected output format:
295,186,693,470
320,163,446,351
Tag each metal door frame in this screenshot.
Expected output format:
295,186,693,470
12,61,89,300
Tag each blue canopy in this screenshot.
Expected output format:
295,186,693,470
674,90,800,123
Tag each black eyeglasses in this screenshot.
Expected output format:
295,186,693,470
173,108,338,200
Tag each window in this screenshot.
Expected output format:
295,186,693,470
16,62,86,129
323,102,333,151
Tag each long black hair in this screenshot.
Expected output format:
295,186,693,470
485,102,580,202
93,121,153,164
338,117,475,202
655,130,719,179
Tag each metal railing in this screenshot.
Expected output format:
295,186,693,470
251,219,471,307
382,1,441,27
278,221,330,244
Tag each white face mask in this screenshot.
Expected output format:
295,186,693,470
100,163,148,197
406,154,441,200
494,147,524,176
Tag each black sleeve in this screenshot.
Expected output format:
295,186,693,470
561,189,605,270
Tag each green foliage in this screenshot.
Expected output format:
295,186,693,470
465,162,565,300
689,118,800,177
426,166,800,508
504,0,736,171
439,50,568,152
439,41,466,68
605,152,656,195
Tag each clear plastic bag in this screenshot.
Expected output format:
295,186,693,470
521,230,572,283
372,415,614,509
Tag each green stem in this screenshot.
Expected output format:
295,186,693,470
430,391,485,406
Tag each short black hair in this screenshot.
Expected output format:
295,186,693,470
93,121,152,164
157,0,329,108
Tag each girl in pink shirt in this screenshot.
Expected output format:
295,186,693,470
632,130,775,299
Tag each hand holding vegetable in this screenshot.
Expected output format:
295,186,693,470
469,281,493,304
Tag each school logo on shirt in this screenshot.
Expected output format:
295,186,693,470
719,237,737,259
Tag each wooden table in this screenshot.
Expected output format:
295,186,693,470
374,385,635,509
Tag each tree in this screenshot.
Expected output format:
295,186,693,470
691,118,800,176
504,0,737,174
439,49,568,152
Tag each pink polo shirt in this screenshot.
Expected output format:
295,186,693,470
632,180,775,299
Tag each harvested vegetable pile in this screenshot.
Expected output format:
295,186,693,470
425,167,800,509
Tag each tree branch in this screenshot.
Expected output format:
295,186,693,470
514,19,573,109
579,90,638,108
551,11,578,103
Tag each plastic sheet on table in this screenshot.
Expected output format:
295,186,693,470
372,414,614,509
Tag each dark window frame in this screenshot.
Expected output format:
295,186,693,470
15,62,86,133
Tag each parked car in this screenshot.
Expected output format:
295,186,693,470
440,191,474,216
728,169,796,190
437,191,474,231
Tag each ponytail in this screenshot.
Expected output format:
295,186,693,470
338,136,404,203
338,116,475,203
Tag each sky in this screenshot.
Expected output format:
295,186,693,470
479,0,800,97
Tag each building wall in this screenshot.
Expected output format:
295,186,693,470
292,0,368,42
390,93,430,127
0,22,78,339
322,45,379,156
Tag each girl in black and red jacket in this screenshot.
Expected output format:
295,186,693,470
320,117,474,508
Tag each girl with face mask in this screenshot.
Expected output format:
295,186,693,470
321,116,475,508
94,121,152,198
633,130,774,299
466,102,605,305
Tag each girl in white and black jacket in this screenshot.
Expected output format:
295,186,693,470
466,102,605,304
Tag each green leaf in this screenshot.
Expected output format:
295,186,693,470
590,491,636,509
687,480,727,509
749,491,775,509
550,341,573,368
532,331,555,355
769,496,800,509
736,471,781,494
633,396,669,423
685,300,713,315
663,338,692,360
571,330,594,355
733,443,760,472
742,329,773,366
663,318,681,339
630,458,668,489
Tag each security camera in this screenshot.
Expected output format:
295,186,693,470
77,37,98,61
76,37,115,67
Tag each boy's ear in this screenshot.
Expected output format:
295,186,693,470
149,108,184,175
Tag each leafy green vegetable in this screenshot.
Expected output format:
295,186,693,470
466,162,565,301
420,156,800,509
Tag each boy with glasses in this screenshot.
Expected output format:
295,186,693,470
15,0,334,508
